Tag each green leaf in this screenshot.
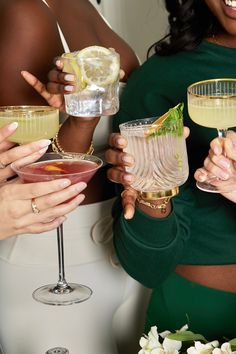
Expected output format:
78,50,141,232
229,338,236,350
167,330,208,343
147,102,184,138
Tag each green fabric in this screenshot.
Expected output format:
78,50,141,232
145,272,236,341
111,40,236,336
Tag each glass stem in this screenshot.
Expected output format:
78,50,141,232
218,129,228,138
56,224,68,289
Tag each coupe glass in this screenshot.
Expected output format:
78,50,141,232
187,78,236,193
119,116,189,200
13,152,103,305
0,106,59,144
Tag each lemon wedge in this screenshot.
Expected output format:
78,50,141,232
76,46,120,86
62,52,87,91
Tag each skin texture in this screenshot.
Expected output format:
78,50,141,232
0,123,87,239
0,0,139,205
194,132,236,202
104,0,236,292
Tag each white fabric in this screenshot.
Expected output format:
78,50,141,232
0,3,149,354
0,199,149,354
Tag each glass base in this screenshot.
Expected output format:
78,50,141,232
32,283,92,306
196,180,221,193
138,187,179,200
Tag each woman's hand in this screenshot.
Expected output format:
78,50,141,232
105,132,137,220
194,131,236,202
0,125,52,183
21,70,66,112
105,127,190,220
0,122,87,239
0,178,87,239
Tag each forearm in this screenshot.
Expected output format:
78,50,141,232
112,195,191,288
58,116,100,153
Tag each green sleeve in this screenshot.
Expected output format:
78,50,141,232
112,184,194,289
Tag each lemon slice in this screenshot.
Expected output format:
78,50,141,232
76,46,120,86
62,52,87,91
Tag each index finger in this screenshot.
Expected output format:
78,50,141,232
0,122,18,144
108,133,127,149
1,139,51,167
3,179,72,200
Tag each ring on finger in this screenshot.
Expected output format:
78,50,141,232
31,197,40,214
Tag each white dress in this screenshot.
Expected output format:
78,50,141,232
0,2,149,354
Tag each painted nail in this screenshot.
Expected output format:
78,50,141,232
219,171,229,180
55,60,62,67
64,74,75,82
64,85,74,92
7,122,18,131
59,179,71,188
218,159,230,169
124,174,134,182
38,139,51,148
116,138,126,146
122,155,134,164
74,182,87,191
213,145,221,155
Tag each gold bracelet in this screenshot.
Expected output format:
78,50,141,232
52,126,94,155
136,195,171,214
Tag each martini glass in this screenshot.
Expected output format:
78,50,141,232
187,78,236,193
0,106,59,144
13,152,103,305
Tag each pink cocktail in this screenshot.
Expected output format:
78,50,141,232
13,153,103,306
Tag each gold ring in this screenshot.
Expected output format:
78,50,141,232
0,160,6,169
31,198,40,214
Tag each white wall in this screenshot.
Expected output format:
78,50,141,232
89,0,168,63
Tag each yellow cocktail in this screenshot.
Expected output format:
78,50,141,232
0,106,59,144
187,78,236,192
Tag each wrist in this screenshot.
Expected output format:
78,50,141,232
135,188,179,217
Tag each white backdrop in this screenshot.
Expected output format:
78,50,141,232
89,0,168,63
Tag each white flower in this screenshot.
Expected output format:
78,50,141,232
212,342,236,354
187,341,219,354
138,326,182,354
138,326,163,354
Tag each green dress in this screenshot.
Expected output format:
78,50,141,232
112,40,236,340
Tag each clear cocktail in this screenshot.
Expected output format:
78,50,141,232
62,46,120,117
119,108,189,199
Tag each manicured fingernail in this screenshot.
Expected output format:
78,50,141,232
56,60,62,67
124,174,134,182
74,182,87,191
124,209,134,220
219,171,229,180
60,179,71,188
65,85,74,92
219,159,230,169
38,139,51,148
7,122,18,131
64,74,75,82
73,194,85,205
122,155,134,164
213,145,221,155
116,138,126,146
